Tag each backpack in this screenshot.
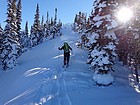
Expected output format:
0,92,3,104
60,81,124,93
64,42,69,52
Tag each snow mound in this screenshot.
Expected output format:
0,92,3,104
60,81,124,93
93,71,114,86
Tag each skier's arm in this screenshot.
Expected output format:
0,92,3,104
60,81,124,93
58,46,64,50
69,46,72,51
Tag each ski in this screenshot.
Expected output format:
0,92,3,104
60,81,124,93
62,65,68,71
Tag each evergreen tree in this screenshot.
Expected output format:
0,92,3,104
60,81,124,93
30,26,37,47
41,15,44,29
73,12,82,33
87,0,118,86
53,8,58,36
20,21,31,52
54,8,57,25
46,11,49,23
40,15,46,42
24,21,31,48
44,11,50,38
34,3,40,32
0,24,3,65
56,19,62,36
30,3,41,46
11,0,18,40
41,15,45,33
16,0,23,56
1,0,19,70
16,0,22,35
49,17,55,39
25,21,31,48
72,14,78,31
25,21,29,35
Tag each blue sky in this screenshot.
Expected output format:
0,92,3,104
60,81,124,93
0,0,93,30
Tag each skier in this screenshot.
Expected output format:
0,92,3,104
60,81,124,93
58,42,72,68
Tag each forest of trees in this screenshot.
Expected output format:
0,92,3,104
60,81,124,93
73,0,140,85
0,0,62,70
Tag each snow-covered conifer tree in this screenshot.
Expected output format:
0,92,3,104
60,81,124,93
20,21,31,52
53,8,62,37
16,0,22,35
72,14,78,31
56,19,62,36
1,0,20,70
40,15,46,42
16,0,23,56
30,3,41,46
87,0,118,86
0,24,3,65
44,11,50,38
73,12,83,33
54,8,57,25
26,21,32,48
11,0,19,40
25,21,29,36
41,15,44,31
53,8,58,37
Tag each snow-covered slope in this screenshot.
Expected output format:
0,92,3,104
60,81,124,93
0,25,140,105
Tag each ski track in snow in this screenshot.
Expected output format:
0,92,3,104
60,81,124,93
57,68,72,105
31,26,84,105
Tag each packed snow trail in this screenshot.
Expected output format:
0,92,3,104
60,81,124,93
0,25,140,105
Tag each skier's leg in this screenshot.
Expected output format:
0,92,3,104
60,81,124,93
64,53,67,65
67,53,70,66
